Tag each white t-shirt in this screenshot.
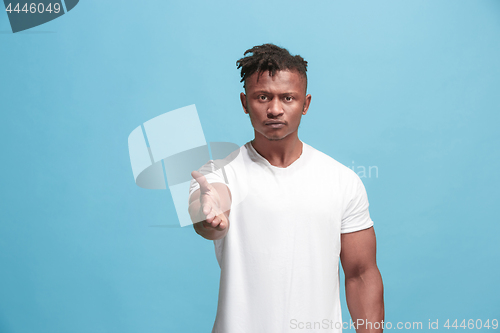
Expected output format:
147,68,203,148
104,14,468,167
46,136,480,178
189,141,373,333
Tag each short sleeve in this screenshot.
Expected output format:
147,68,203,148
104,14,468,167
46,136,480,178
188,159,228,201
341,175,374,233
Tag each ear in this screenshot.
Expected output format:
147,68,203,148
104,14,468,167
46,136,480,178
302,94,312,115
240,92,248,114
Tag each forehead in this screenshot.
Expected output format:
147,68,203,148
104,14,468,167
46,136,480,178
245,70,306,93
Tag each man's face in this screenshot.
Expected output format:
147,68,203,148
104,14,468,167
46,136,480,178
240,70,312,142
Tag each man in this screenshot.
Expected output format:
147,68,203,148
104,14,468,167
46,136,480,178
188,44,384,333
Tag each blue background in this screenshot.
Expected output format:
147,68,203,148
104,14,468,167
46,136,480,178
1,0,499,332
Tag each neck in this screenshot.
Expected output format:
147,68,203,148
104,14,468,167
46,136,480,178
251,132,303,168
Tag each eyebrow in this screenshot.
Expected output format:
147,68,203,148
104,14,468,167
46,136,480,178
254,90,298,95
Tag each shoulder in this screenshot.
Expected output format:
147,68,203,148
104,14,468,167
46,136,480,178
303,142,358,180
198,143,246,170
190,144,245,184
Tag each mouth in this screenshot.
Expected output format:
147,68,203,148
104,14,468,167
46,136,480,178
265,121,286,128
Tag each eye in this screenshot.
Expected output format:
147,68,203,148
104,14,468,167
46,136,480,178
284,96,293,102
259,95,268,101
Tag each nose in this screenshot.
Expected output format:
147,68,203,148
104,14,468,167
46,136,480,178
267,98,284,118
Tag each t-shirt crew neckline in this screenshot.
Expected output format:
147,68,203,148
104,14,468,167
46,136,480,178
246,140,309,171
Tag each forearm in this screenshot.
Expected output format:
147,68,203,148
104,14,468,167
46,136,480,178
345,266,384,333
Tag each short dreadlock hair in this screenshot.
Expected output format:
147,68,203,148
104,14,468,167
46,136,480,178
236,43,308,90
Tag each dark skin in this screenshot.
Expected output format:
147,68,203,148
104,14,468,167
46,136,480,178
190,69,384,332
341,227,385,333
240,69,311,168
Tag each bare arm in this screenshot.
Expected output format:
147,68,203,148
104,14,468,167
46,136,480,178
340,226,384,333
189,171,232,240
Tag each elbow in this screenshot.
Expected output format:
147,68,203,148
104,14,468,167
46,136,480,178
345,264,383,286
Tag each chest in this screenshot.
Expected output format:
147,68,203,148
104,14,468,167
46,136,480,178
236,166,343,232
